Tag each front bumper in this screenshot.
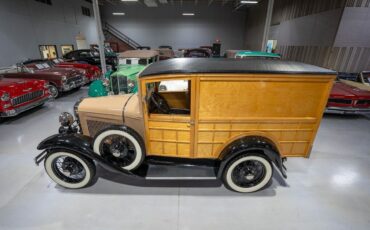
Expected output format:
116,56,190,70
0,96,50,117
325,106,370,114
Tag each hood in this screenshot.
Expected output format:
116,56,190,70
57,62,91,69
332,82,370,98
78,94,133,117
35,67,81,78
0,78,45,97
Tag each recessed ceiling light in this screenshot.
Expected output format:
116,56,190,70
112,12,125,16
182,13,195,16
240,0,258,3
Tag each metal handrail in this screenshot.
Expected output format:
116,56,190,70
103,22,141,49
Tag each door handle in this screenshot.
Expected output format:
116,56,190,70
187,121,195,127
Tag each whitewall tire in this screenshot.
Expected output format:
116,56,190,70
93,128,144,171
44,151,95,189
223,154,272,193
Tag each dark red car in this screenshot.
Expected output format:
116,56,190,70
51,58,101,83
0,76,50,119
326,81,370,114
2,61,85,98
184,48,211,58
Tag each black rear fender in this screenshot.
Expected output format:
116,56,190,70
217,136,287,179
37,133,135,176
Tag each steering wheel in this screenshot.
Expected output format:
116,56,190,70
149,92,171,114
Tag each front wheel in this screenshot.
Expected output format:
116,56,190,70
48,84,59,98
44,150,96,189
223,154,273,193
93,127,145,171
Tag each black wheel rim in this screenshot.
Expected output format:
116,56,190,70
51,156,86,183
99,134,137,168
231,160,266,188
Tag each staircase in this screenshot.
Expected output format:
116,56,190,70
103,22,141,52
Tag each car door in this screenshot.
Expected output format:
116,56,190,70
141,76,196,158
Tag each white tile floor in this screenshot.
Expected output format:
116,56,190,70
0,88,369,230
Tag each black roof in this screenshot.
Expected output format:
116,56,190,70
139,58,337,77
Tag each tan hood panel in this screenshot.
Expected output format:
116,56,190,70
124,94,143,119
79,94,132,117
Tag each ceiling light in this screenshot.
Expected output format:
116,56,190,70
121,0,138,2
240,1,258,3
182,13,195,16
112,12,125,16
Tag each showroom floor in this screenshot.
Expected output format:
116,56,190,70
0,88,369,230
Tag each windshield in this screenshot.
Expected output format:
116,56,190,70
32,62,51,70
110,74,138,94
362,73,370,83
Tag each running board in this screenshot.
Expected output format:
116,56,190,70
145,177,217,180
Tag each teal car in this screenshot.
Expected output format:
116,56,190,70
88,50,159,97
235,51,281,59
88,65,145,97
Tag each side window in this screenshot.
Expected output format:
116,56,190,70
139,59,147,65
146,79,190,115
80,52,89,58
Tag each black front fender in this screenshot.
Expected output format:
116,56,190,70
37,133,136,176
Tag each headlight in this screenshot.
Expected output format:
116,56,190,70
44,82,49,89
61,76,67,82
59,112,74,126
1,92,10,101
102,79,110,86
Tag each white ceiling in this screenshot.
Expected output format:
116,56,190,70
100,0,257,9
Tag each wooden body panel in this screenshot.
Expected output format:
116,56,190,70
139,73,334,159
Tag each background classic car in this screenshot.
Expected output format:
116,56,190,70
63,49,118,70
184,48,211,58
326,81,370,114
339,71,370,92
1,61,84,98
51,58,101,83
0,76,50,119
88,50,159,97
234,51,281,59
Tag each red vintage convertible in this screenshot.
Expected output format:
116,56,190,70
326,81,370,114
51,58,101,83
0,76,50,120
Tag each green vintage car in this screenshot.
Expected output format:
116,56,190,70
88,50,159,97
235,51,281,59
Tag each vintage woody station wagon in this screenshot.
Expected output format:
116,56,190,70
35,58,336,193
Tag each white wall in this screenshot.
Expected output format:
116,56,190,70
101,4,246,53
0,0,98,67
334,7,370,47
269,9,342,47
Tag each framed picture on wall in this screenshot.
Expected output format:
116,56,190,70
39,45,58,59
61,45,74,55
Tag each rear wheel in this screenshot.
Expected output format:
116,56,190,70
44,150,96,189
223,154,272,193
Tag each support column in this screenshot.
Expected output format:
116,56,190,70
92,0,107,74
261,0,274,52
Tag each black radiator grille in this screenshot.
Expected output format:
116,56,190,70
328,98,352,104
11,90,44,106
356,100,370,105
66,76,83,84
